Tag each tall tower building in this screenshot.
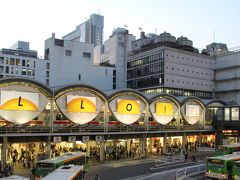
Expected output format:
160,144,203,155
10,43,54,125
63,14,104,47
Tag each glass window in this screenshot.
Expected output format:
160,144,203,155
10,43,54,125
22,59,26,66
46,63,50,70
21,68,27,75
27,60,30,67
10,58,15,65
65,50,72,56
5,66,9,73
46,71,49,78
83,52,91,58
232,108,239,121
224,108,230,121
16,59,20,66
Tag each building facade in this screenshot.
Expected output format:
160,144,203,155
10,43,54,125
127,32,215,99
44,33,114,91
94,28,135,89
215,50,240,104
63,14,104,47
0,41,48,84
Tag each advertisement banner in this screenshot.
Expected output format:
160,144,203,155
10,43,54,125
186,105,200,116
117,99,140,115
67,95,96,113
0,91,38,111
156,102,173,116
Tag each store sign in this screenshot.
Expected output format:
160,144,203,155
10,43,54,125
182,104,202,125
150,101,176,125
95,136,103,142
109,96,145,125
68,136,76,143
0,91,46,124
67,96,96,113
53,136,62,143
156,102,173,116
0,91,38,111
186,105,200,117
117,99,140,115
82,136,89,143
56,91,104,125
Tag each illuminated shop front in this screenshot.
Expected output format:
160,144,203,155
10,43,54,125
0,78,234,165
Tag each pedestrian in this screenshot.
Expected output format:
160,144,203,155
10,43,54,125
95,174,100,180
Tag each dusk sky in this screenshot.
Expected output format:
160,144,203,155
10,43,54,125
1,0,239,56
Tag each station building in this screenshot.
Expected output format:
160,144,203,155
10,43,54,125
0,78,237,166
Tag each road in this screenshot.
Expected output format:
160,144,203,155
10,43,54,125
85,158,202,180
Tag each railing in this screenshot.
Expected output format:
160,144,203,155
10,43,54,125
175,164,206,180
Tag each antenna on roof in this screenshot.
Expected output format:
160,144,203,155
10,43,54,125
98,7,100,15
213,28,215,43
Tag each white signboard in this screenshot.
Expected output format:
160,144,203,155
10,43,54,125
68,136,76,143
95,136,103,142
53,137,62,143
1,91,39,110
186,105,200,117
82,136,90,143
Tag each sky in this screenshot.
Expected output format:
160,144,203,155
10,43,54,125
0,0,239,57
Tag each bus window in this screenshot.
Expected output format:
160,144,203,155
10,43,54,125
208,159,224,168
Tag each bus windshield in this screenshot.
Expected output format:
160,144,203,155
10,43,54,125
36,162,54,170
208,159,224,168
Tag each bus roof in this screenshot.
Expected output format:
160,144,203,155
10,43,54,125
208,153,240,161
42,164,83,180
1,175,29,180
219,143,240,148
37,152,87,164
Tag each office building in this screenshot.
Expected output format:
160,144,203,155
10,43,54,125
215,50,240,104
44,33,114,90
0,41,47,83
94,28,135,89
63,14,104,47
127,31,215,99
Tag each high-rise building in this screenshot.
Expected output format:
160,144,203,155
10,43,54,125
63,14,104,47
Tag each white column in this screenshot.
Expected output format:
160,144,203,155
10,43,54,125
99,141,105,162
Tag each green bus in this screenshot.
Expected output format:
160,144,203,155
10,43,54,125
35,152,89,179
232,160,240,180
215,144,240,156
206,153,240,179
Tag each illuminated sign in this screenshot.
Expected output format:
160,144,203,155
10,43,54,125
67,95,96,113
156,102,173,116
117,99,140,115
0,91,38,111
186,105,199,116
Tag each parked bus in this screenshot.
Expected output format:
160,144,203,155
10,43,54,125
1,175,29,180
206,153,240,179
35,152,88,179
42,164,84,180
215,144,240,156
232,160,240,180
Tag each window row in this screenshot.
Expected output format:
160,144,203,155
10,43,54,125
142,87,213,99
127,74,163,89
0,57,34,68
166,53,213,65
167,66,213,77
127,62,164,79
167,79,213,87
3,66,35,76
127,51,164,69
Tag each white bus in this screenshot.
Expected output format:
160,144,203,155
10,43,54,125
1,175,29,180
42,164,84,180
